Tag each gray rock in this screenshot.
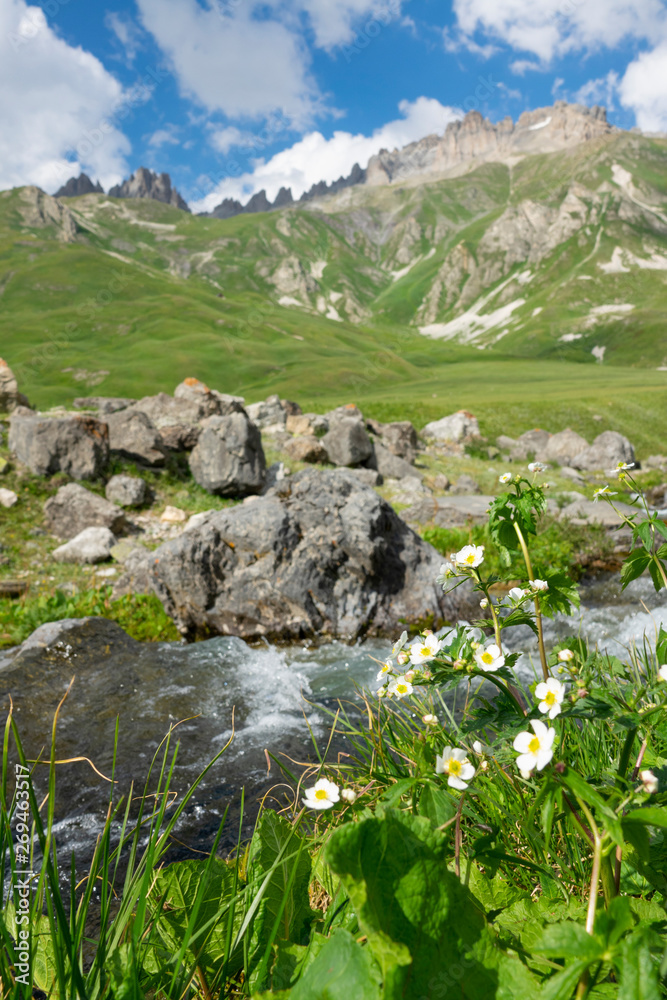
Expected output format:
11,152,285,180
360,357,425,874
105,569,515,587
369,420,419,463
0,488,18,508
105,474,148,508
44,483,127,540
369,441,417,480
450,474,481,495
174,379,244,417
73,396,135,414
509,429,551,461
432,474,451,492
543,428,589,466
321,415,373,467
117,468,469,640
189,411,266,496
110,537,147,563
645,455,667,471
263,462,289,493
286,413,329,436
284,436,328,464
53,526,116,564
423,410,480,443
571,431,635,472
496,434,516,451
112,548,156,598
246,394,288,429
559,466,585,483
129,392,203,451
345,468,383,487
402,495,493,528
559,498,639,528
0,359,30,412
9,413,109,479
106,410,166,466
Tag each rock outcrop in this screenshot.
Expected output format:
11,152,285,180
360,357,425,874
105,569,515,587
0,360,30,412
9,414,109,479
423,411,480,443
572,431,635,471
44,483,127,540
106,410,166,466
108,167,190,212
189,412,266,496
115,469,469,640
17,186,78,242
55,173,104,198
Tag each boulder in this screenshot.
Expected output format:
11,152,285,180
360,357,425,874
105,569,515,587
106,410,166,466
346,468,383,487
432,474,451,492
9,414,109,479
246,394,288,430
73,396,135,414
129,392,203,451
174,378,244,417
368,442,417,480
423,410,480,443
44,483,127,540
496,434,516,451
105,475,147,508
263,462,289,493
450,474,481,495
117,468,470,640
189,411,266,496
571,431,635,472
0,488,18,508
321,414,373,467
645,455,667,471
112,548,157,598
160,506,187,523
284,436,328,464
0,359,30,412
509,429,551,461
543,429,588,466
53,527,116,564
369,420,419,463
286,413,329,436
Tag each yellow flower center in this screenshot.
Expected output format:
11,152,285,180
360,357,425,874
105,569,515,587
420,647,430,657
448,759,462,776
544,691,556,705
481,652,494,664
315,789,328,800
528,736,540,753
466,553,475,564
396,684,408,694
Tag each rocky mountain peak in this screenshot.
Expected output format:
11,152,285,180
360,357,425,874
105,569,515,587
55,173,104,198
108,167,190,212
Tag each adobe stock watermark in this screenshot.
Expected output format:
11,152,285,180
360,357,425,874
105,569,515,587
341,0,402,62
12,763,34,990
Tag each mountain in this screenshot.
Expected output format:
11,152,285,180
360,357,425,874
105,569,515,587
205,163,366,218
0,102,666,424
108,167,190,212
55,173,103,198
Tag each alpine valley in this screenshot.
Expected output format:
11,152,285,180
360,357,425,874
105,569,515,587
2,101,666,437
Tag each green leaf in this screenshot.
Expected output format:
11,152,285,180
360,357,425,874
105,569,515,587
620,550,652,589
535,921,604,961
538,572,580,618
418,782,457,828
624,806,667,829
105,944,144,1000
622,818,651,862
616,926,661,1000
265,929,382,1000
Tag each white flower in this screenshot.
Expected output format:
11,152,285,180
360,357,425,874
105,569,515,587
499,472,512,484
454,544,485,569
474,643,505,673
531,579,549,592
388,675,413,699
616,462,635,472
436,561,455,585
528,462,548,473
480,597,489,609
409,633,443,665
472,740,484,755
376,660,394,682
435,747,476,790
422,713,439,726
593,485,617,502
640,770,659,794
535,677,566,719
303,778,340,810
341,788,357,804
377,686,387,698
391,631,408,656
508,587,529,605
658,665,667,682
558,649,575,662
513,719,556,775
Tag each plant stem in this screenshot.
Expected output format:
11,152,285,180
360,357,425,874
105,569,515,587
513,521,549,681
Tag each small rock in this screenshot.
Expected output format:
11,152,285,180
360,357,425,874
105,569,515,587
246,394,288,430
110,538,147,563
94,567,118,578
105,474,148,508
423,410,480,444
0,488,17,508
345,468,383,487
286,412,329,436
160,506,187,523
369,420,419,463
53,526,116,564
284,436,328,464
432,474,451,492
369,442,417,480
44,483,127,540
106,410,166,467
645,455,667,471
174,378,244,417
559,466,585,483
450,474,481,495
496,434,516,451
189,411,266,496
509,429,550,462
321,413,373,467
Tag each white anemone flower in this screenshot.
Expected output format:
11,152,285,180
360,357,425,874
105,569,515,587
640,770,659,794
508,587,529,605
392,631,408,656
535,677,566,719
499,473,512,484
436,561,455,585
558,649,575,662
531,579,549,592
513,720,556,775
593,485,617,502
455,545,485,569
388,676,413,699
474,643,505,673
436,747,476,790
341,788,357,804
528,462,548,473
658,665,667,682
616,462,635,472
376,660,394,682
409,633,443,665
303,778,340,810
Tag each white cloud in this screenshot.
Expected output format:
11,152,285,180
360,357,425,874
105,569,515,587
191,97,460,211
0,1,130,192
619,41,667,131
105,11,144,62
296,0,404,49
452,0,666,63
209,126,255,154
574,71,620,110
147,127,180,148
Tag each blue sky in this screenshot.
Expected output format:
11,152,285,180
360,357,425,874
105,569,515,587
1,0,666,209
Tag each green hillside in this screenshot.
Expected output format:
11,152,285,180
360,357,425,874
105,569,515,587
1,129,666,448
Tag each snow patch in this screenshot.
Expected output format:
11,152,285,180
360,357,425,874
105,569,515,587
590,304,634,316
577,275,593,281
310,259,327,280
560,333,583,342
391,247,435,282
329,290,343,303
611,164,633,189
278,295,304,308
599,246,667,273
528,116,552,131
419,269,532,343
532,307,543,317
325,304,342,321
592,345,606,362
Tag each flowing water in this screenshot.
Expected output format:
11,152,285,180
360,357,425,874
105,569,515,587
1,572,666,871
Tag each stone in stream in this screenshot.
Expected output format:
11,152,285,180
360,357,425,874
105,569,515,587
189,411,266,496
44,483,127,540
114,468,474,640
53,526,116,564
9,413,109,479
